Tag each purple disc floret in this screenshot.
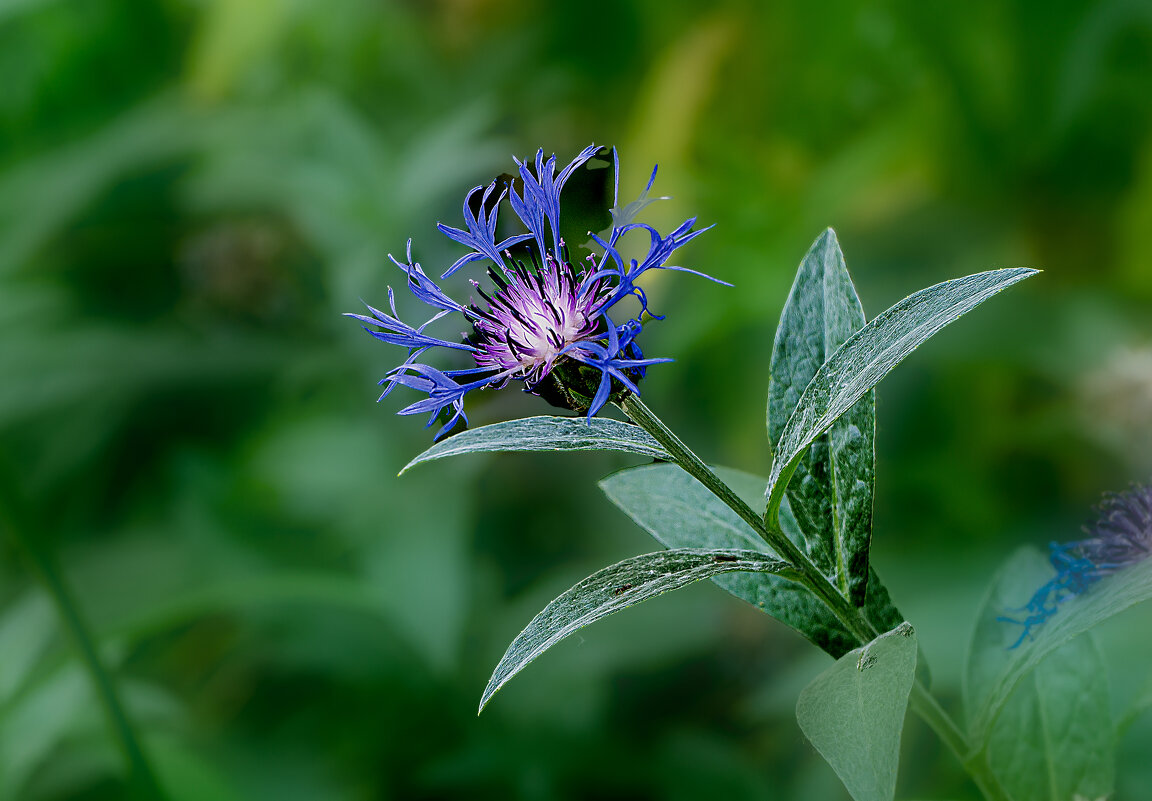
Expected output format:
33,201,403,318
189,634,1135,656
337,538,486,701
347,145,726,438
998,482,1152,647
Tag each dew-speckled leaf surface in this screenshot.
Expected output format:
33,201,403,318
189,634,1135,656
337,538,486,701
479,548,790,711
796,622,917,801
984,632,1114,801
966,545,1152,740
765,267,1037,522
401,416,669,473
599,463,902,658
768,229,874,605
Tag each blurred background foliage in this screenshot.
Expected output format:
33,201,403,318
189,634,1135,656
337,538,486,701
1,0,1151,798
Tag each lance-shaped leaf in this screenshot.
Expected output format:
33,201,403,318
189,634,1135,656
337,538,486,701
765,267,1037,523
599,464,902,658
796,622,917,801
983,632,1114,801
966,545,1152,740
401,416,669,474
479,548,791,712
768,229,874,605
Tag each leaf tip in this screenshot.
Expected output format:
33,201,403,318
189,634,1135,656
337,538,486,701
809,227,839,251
1008,266,1042,283
478,680,500,715
397,458,419,476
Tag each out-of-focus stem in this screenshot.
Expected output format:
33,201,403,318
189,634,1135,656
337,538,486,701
0,479,166,801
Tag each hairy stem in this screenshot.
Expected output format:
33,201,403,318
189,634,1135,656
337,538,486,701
618,394,1007,801
0,480,166,800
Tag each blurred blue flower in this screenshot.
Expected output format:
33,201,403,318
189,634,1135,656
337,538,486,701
348,145,724,438
999,482,1152,647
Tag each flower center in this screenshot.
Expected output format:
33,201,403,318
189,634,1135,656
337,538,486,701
469,254,604,385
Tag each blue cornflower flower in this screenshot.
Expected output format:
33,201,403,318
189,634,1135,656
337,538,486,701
999,482,1152,647
348,145,726,438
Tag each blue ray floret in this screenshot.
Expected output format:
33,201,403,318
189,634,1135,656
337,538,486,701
348,145,727,438
999,482,1152,647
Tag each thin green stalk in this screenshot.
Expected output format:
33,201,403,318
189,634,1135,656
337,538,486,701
910,685,1010,801
617,395,876,639
0,485,166,800
617,394,1008,801
617,396,806,558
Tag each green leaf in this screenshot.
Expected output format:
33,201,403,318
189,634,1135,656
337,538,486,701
479,548,791,712
984,633,1114,801
401,416,670,474
0,590,55,702
768,229,874,605
795,622,917,801
1118,672,1152,736
0,99,199,276
598,463,903,658
0,664,91,797
766,267,1038,522
151,734,249,801
966,546,1152,740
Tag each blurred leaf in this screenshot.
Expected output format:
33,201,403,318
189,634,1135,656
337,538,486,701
766,267,1038,522
623,13,734,208
1117,139,1152,298
795,622,917,801
983,632,1114,801
0,329,296,426
768,228,874,605
0,98,197,275
104,573,410,643
599,463,902,658
1117,660,1152,740
56,526,440,672
151,735,247,801
1,665,183,801
480,548,791,712
186,0,288,102
1055,0,1152,132
966,546,1152,740
0,0,62,26
243,416,473,671
183,90,502,276
0,589,55,702
402,415,670,474
0,664,89,797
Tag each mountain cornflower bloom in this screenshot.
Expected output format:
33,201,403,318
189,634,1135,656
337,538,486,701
999,482,1152,647
348,145,725,438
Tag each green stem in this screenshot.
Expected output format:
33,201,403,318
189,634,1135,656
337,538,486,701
0,487,166,800
618,397,803,553
909,685,1010,801
617,394,1007,801
618,395,876,638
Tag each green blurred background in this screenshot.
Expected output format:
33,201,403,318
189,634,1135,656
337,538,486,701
2,0,1151,798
